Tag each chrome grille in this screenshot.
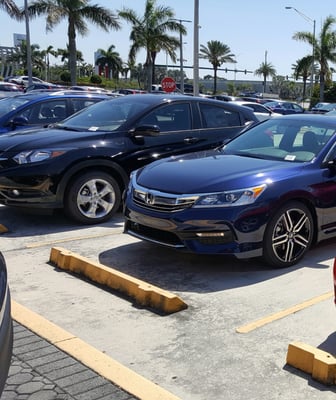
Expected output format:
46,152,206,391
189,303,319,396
133,187,198,212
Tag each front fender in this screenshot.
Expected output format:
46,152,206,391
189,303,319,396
55,159,129,203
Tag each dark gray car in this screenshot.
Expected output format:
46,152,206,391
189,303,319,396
0,251,12,395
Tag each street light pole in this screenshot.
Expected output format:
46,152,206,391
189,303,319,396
285,7,316,103
171,18,191,94
24,0,33,86
193,0,199,96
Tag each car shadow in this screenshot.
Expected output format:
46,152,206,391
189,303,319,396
0,207,124,237
282,363,336,394
98,237,335,294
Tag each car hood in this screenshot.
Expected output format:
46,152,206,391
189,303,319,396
0,126,109,152
135,151,305,193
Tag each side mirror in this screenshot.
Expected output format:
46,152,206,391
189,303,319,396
129,124,160,138
10,116,29,127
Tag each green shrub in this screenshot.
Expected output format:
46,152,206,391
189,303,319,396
60,71,71,83
90,75,102,85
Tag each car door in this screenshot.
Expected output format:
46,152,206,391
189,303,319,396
320,140,336,234
125,102,201,166
8,99,69,129
198,101,251,144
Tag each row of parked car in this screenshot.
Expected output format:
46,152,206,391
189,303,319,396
0,88,336,394
0,89,334,268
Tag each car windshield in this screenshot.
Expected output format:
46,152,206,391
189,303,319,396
57,96,153,132
0,96,30,117
221,117,335,162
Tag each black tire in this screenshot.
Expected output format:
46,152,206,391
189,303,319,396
64,171,121,224
263,201,314,268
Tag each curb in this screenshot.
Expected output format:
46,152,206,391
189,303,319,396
286,341,336,385
11,300,182,400
49,246,187,315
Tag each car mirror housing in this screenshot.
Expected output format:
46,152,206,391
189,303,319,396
11,116,29,127
130,125,160,137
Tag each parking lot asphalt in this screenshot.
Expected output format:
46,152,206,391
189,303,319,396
3,301,181,400
2,207,336,400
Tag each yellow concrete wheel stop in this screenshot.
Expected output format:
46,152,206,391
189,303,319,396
49,246,187,315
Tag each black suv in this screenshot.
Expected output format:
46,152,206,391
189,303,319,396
0,94,258,224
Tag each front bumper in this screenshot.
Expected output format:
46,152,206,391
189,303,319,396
0,176,60,208
124,203,269,259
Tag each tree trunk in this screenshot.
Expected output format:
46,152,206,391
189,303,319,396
213,67,217,94
319,71,324,101
68,20,77,86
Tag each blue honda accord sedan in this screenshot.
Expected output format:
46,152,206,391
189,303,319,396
124,114,336,268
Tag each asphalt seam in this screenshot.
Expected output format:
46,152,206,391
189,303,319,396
11,300,182,400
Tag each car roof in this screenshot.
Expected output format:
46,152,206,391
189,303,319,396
7,90,110,100
109,93,256,107
271,113,336,122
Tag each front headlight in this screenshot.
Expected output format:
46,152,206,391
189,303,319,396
13,149,67,164
193,185,266,208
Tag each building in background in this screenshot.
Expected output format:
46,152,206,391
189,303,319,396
0,33,25,78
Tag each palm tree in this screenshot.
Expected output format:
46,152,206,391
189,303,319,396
24,0,120,86
119,0,186,91
7,40,45,75
292,15,336,101
95,45,123,80
41,45,58,81
254,62,276,93
0,0,20,17
199,40,236,94
292,56,315,101
57,46,84,68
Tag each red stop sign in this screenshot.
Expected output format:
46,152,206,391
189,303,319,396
161,77,176,93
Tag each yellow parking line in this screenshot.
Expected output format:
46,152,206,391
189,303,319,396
236,291,333,334
12,301,182,400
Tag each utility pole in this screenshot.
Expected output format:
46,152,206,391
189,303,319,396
24,0,33,86
171,18,191,94
193,0,199,96
285,7,316,104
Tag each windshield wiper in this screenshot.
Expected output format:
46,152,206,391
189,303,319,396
52,124,82,131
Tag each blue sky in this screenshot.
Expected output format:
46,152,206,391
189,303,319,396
1,0,335,80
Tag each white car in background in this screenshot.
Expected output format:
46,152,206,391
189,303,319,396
0,81,23,98
8,76,45,87
231,100,283,121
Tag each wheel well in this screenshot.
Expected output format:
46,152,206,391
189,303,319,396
58,164,128,205
267,198,318,245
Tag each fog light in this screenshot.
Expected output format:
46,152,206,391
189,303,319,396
11,190,20,196
196,232,225,237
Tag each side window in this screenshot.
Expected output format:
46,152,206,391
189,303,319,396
72,99,100,113
137,103,191,132
293,104,302,112
200,104,241,128
16,100,68,125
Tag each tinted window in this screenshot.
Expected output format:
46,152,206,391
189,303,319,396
200,104,241,127
71,98,101,113
15,99,68,124
138,103,192,132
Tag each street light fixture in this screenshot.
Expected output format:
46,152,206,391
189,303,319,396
285,6,316,103
171,18,191,94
